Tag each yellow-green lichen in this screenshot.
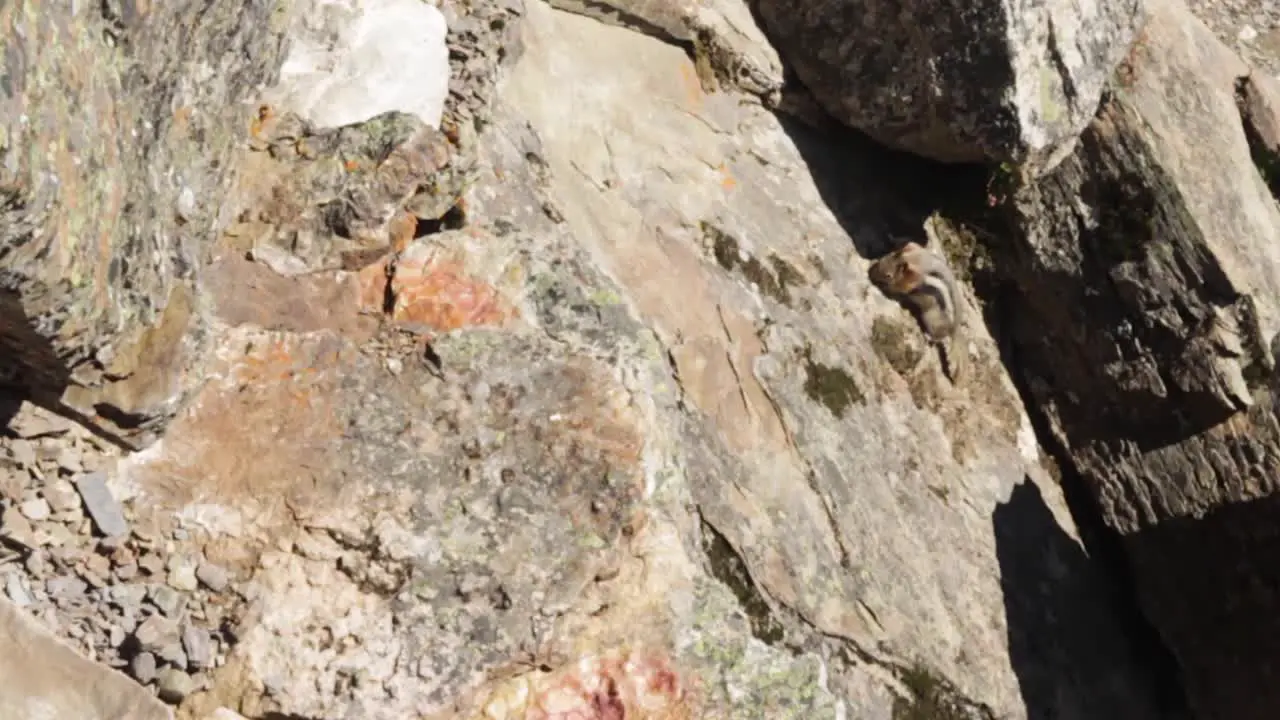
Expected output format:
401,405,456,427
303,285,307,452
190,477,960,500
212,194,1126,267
702,221,802,305
892,664,979,720
588,288,623,307
802,347,864,418
870,316,923,376
700,519,785,645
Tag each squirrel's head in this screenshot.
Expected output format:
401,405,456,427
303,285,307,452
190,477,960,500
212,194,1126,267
869,242,926,294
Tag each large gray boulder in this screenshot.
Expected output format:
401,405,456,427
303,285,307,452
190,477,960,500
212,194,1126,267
754,0,1144,170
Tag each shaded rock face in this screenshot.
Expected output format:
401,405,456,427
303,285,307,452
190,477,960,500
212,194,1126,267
754,0,1144,169
0,0,287,439
966,1,1280,717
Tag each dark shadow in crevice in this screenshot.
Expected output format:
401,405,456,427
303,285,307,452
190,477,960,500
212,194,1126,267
773,112,988,260
414,203,468,238
995,477,1191,720
1123,492,1280,720
1235,74,1280,201
0,290,136,450
0,388,22,433
0,288,72,433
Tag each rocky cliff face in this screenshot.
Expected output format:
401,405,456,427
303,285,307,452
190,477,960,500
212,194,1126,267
1,0,1278,718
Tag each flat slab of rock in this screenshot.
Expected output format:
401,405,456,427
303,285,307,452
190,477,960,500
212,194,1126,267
0,596,171,719
75,472,130,538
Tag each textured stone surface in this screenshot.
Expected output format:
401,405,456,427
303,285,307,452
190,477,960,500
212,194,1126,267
754,0,1144,169
0,0,287,438
76,472,129,538
9,0,1268,717
964,0,1280,717
71,1,1172,718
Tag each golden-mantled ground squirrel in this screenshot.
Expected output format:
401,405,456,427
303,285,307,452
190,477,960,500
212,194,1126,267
868,241,963,379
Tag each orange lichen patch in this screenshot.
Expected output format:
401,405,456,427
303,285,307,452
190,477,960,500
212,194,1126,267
248,104,275,140
678,60,704,109
127,331,353,523
390,254,516,331
356,257,391,313
343,158,363,172
475,648,693,720
718,163,736,192
171,105,193,138
387,210,418,253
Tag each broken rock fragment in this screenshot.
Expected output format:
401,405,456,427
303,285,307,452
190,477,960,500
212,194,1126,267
74,473,130,539
755,0,1143,170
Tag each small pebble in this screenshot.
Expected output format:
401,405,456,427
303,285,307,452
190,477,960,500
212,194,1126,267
8,440,36,468
196,562,230,592
114,562,139,581
46,575,87,600
74,472,129,538
83,553,111,579
133,614,179,654
158,642,188,669
131,651,157,684
182,623,214,669
40,523,74,547
149,585,184,616
44,480,81,512
138,554,165,576
167,555,199,592
55,447,83,474
111,583,148,610
53,508,85,526
1,506,36,545
19,498,50,521
156,667,195,704
4,574,31,606
25,551,46,576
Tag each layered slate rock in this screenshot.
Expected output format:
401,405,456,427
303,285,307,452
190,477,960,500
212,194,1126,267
754,0,1143,170
971,0,1280,717
0,0,287,439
